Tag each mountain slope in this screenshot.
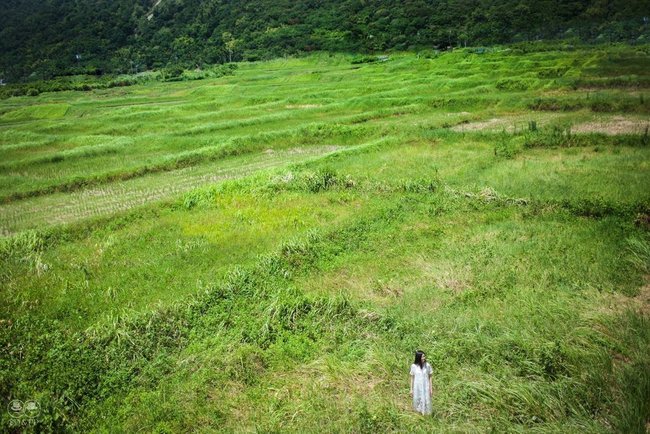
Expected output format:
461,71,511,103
1,0,649,81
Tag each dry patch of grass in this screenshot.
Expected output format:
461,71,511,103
452,118,502,132
411,256,472,295
633,279,650,317
572,116,650,135
595,276,650,317
450,113,564,132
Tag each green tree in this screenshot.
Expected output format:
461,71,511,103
222,32,240,63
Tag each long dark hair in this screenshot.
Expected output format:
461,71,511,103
414,350,425,369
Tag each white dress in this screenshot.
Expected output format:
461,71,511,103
410,362,433,415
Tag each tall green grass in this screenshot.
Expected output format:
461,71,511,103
1,45,649,432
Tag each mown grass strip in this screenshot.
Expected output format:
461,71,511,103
0,122,375,204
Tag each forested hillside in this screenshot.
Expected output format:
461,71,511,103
1,0,649,81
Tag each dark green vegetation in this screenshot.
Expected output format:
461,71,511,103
2,0,650,82
1,46,649,432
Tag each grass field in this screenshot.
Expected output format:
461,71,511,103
1,44,649,432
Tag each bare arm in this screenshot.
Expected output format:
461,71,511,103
428,373,433,396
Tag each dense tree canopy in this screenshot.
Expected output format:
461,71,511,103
1,0,649,81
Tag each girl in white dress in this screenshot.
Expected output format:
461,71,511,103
409,350,433,415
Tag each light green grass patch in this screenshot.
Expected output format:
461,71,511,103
1,103,70,121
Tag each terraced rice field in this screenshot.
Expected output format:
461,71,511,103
1,46,649,432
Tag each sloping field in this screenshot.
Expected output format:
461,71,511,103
1,46,649,432
0,145,340,234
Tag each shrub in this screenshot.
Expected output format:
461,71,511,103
494,135,522,158
107,78,137,88
10,88,26,97
398,178,440,193
162,65,184,81
351,55,379,64
0,230,50,274
419,49,440,59
303,168,339,192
